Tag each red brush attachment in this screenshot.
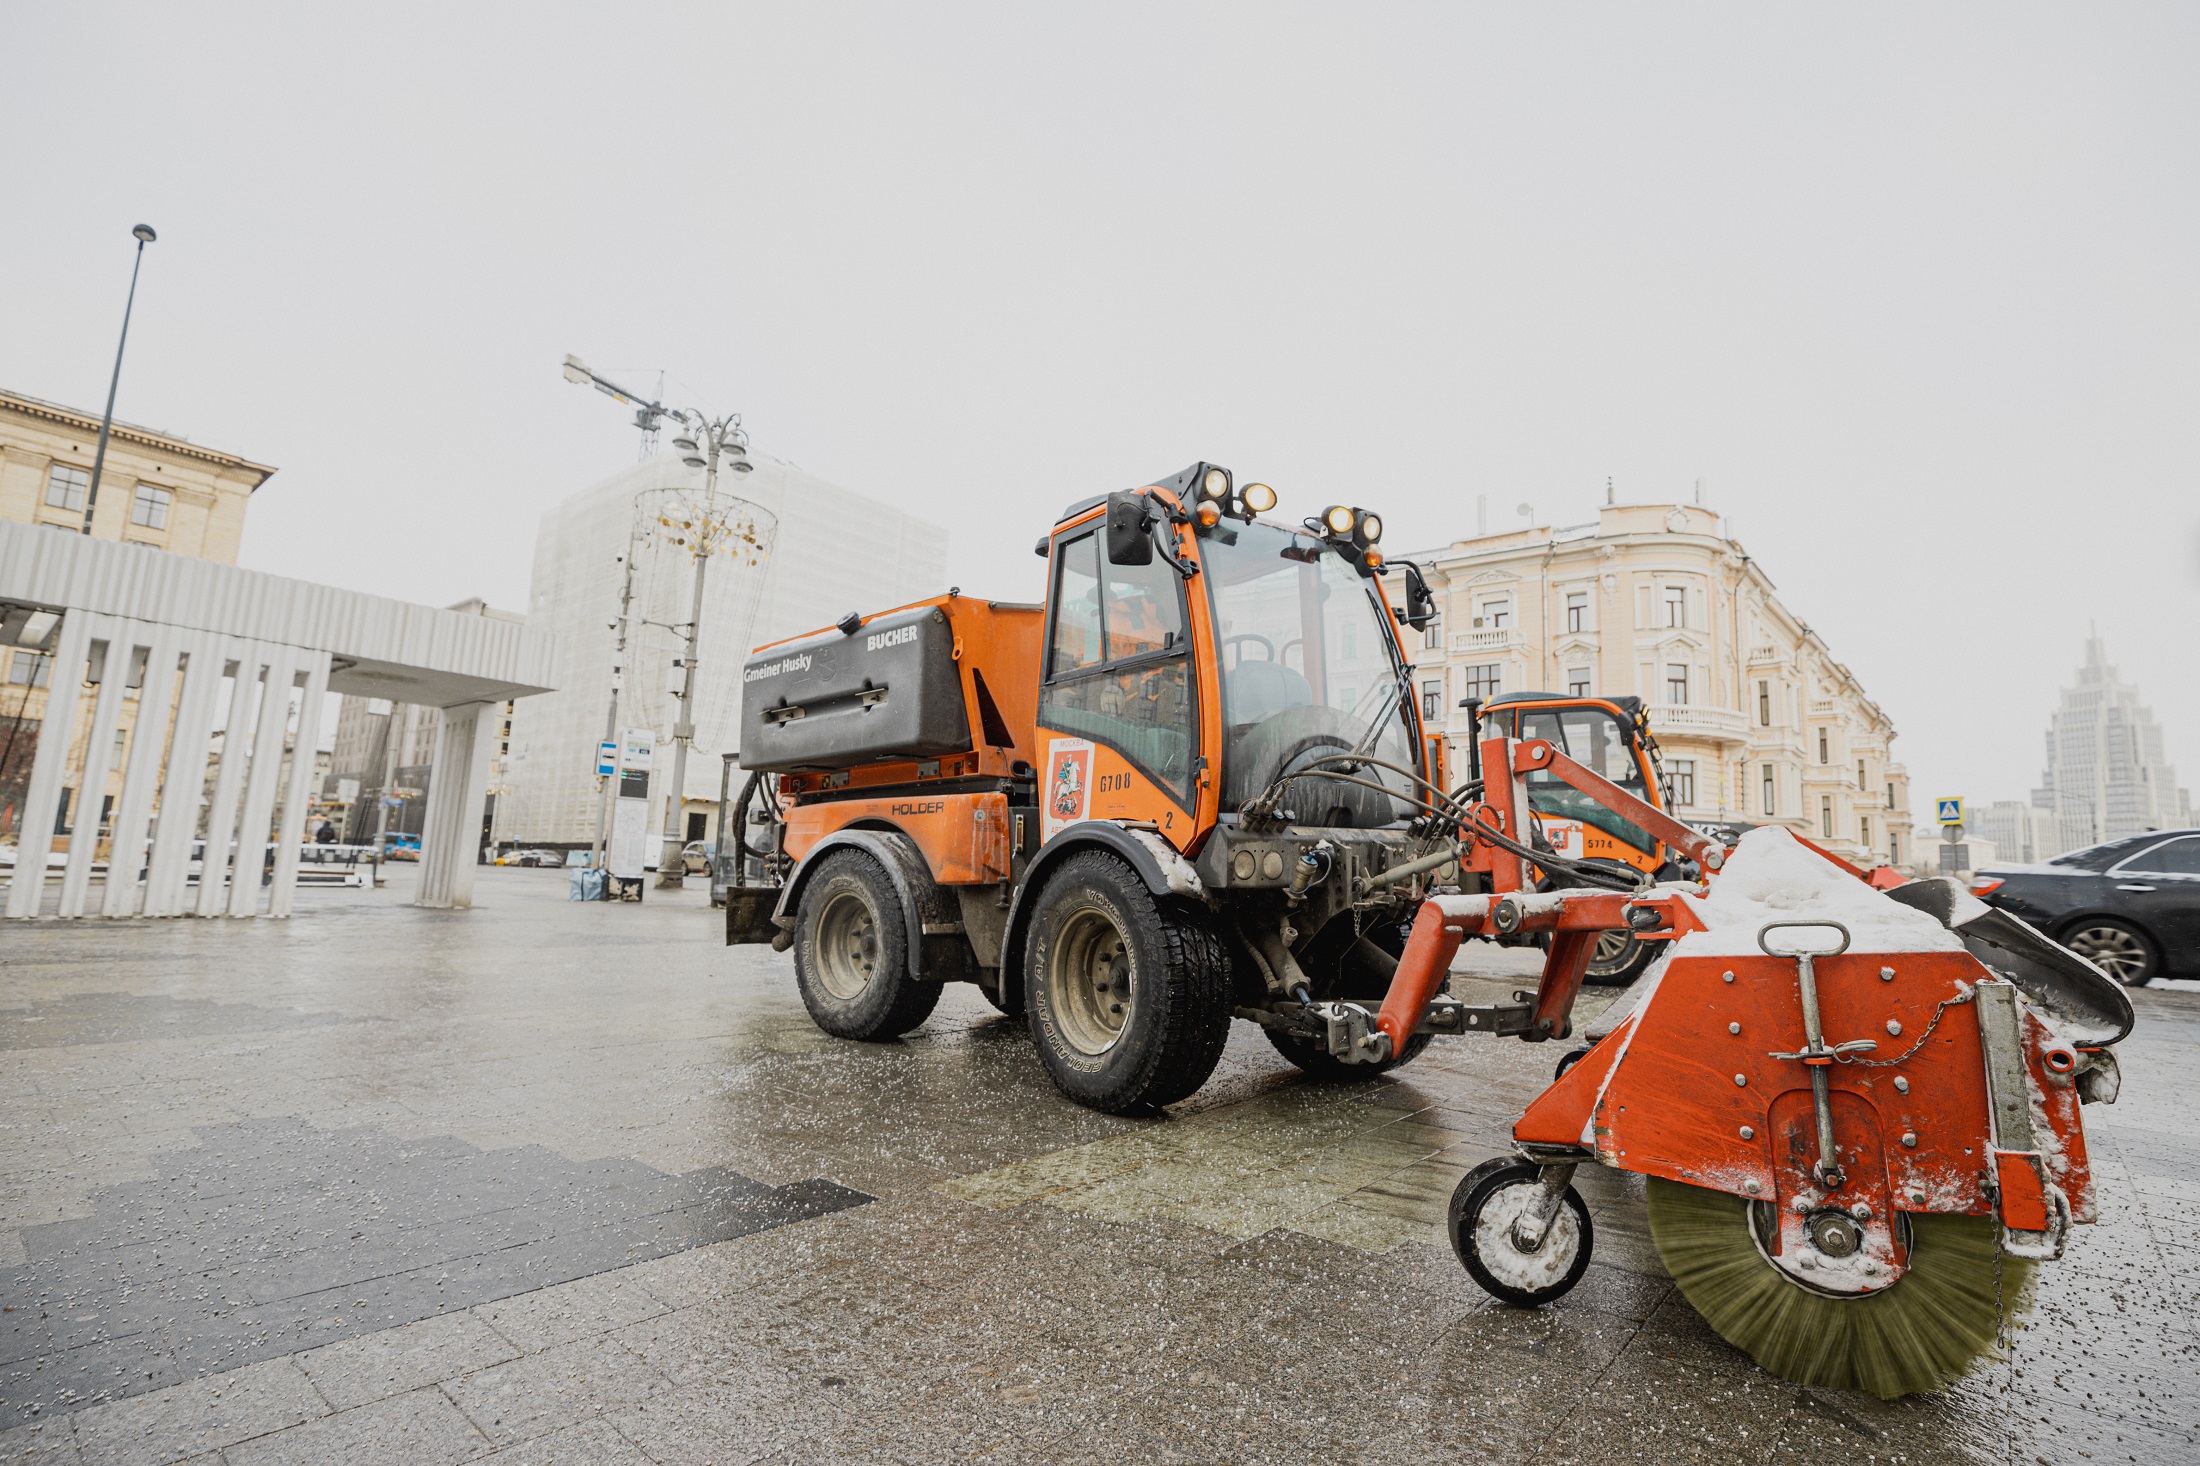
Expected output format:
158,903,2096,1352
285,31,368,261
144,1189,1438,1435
1513,950,2096,1290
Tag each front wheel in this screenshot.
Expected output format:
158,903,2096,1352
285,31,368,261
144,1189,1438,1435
1448,1158,1594,1307
1024,851,1231,1113
2060,917,2158,987
1582,927,1658,987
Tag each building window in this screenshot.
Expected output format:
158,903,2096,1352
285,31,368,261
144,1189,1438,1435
1885,781,1895,812
1479,598,1510,630
1857,759,1867,792
1890,831,1900,865
1670,758,1696,808
1666,663,1690,705
8,651,50,688
1566,592,1587,633
1860,815,1871,849
1663,585,1686,628
1466,663,1503,701
44,464,89,511
1821,795,1834,838
1421,680,1443,721
1817,728,1829,763
1567,667,1592,698
130,485,172,530
1762,764,1776,816
1423,615,1442,651
1758,681,1771,727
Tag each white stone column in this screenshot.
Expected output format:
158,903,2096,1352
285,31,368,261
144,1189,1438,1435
415,700,495,909
101,624,185,917
142,633,232,917
266,650,332,918
5,610,93,920
228,645,301,917
59,617,134,919
196,647,266,917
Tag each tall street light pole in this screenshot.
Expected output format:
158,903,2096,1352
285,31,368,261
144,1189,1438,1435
82,224,158,536
655,415,752,887
561,355,766,891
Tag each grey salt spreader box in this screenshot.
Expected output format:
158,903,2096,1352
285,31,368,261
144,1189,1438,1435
737,604,973,773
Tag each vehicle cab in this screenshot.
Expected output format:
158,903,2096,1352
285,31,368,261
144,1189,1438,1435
1032,465,1447,891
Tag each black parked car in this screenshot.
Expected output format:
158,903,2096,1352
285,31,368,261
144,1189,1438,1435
1972,831,2200,986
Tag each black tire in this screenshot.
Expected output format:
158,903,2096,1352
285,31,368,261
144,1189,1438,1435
2058,916,2159,988
1582,926,1659,987
1023,851,1231,1113
1264,1024,1433,1079
1552,1048,1592,1083
792,851,943,1040
1448,1157,1594,1307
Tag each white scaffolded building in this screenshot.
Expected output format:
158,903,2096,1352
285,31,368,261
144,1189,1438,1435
498,454,948,851
0,520,556,917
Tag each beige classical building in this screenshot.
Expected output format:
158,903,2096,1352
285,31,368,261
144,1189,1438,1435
0,389,271,561
1387,502,1914,872
0,389,276,841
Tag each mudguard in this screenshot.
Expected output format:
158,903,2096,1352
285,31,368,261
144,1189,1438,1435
771,828,960,980
999,820,1209,986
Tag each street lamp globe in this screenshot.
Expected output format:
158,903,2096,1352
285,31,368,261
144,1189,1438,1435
132,223,157,243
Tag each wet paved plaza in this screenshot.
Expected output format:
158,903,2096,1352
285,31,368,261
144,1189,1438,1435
2,869,2196,1465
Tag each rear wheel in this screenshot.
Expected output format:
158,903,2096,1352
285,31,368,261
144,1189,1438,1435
2060,917,2158,987
792,851,942,1040
1024,851,1231,1113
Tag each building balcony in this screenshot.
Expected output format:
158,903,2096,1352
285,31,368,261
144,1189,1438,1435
1451,628,1523,654
1746,645,1783,665
1647,704,1749,744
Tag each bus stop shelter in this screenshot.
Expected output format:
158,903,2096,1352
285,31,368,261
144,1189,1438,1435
0,520,555,918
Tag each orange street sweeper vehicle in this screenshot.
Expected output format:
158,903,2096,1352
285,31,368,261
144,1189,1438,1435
726,463,2129,1394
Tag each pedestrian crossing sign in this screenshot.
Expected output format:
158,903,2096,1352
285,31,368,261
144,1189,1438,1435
1935,798,1963,826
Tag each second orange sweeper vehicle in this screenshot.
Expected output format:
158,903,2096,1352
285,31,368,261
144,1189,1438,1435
725,464,2130,1394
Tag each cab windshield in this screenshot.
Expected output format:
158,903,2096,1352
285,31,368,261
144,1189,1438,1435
1485,704,1653,853
1201,520,1417,823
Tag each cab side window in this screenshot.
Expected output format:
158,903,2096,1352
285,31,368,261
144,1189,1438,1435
1049,533,1104,674
1040,523,1196,802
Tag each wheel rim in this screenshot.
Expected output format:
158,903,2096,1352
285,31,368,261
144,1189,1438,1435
1048,906,1134,1056
1589,930,1634,973
2066,924,2147,982
1472,1179,1582,1292
814,889,881,1000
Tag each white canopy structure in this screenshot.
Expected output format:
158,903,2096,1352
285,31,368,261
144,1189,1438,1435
0,520,555,917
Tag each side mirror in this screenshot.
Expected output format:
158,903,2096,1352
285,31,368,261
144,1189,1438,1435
1105,492,1154,566
1400,562,1436,629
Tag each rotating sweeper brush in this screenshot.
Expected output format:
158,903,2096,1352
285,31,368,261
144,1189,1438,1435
1357,734,2132,1399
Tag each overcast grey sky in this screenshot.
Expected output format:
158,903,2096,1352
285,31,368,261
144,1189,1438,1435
5,4,2195,827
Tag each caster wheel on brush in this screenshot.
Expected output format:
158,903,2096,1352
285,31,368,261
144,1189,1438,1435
1448,1158,1594,1307
1552,1047,1592,1083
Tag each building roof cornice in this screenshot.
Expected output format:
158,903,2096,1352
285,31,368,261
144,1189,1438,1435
0,389,276,489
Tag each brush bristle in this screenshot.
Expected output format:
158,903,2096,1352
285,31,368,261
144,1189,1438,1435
1646,1178,2033,1399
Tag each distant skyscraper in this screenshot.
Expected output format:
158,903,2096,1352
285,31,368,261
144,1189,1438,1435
2031,635,2194,851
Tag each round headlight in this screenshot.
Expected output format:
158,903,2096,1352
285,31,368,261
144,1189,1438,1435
1194,500,1222,528
1324,505,1356,535
1361,513,1382,543
1241,482,1276,513
1202,468,1230,500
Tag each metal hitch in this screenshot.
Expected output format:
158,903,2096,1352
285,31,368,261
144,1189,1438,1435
1305,1000,1393,1064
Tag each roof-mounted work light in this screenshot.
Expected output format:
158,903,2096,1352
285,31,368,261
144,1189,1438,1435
1316,504,1386,574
